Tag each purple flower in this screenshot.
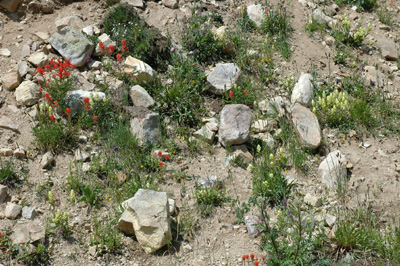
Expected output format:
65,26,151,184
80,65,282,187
113,145,119,151
106,149,110,154
370,80,376,87
188,51,194,55
193,103,196,106
281,198,287,206
182,147,188,151
42,238,46,245
86,56,92,62
170,47,175,52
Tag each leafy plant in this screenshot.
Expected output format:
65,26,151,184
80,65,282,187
77,185,102,207
90,217,122,253
223,82,256,107
176,208,198,240
377,6,394,27
0,160,21,187
331,15,371,47
194,180,229,216
305,17,327,35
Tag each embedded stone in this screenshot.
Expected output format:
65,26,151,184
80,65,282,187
291,103,321,149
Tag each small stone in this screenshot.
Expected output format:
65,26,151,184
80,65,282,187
11,222,45,245
0,116,19,132
207,63,241,95
219,104,252,146
55,15,84,30
245,215,262,238
0,185,8,203
168,198,176,216
194,126,215,144
325,214,337,227
88,246,97,257
123,56,155,85
75,149,90,162
304,193,322,207
163,0,178,9
27,51,49,67
231,145,253,165
0,48,11,57
15,80,39,106
291,103,321,149
121,0,144,8
13,148,26,158
5,203,22,219
129,85,155,108
246,4,265,27
291,73,314,107
22,206,37,220
0,148,13,156
41,151,55,169
1,70,21,91
319,150,346,189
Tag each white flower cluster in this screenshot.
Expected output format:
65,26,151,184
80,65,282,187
312,90,349,116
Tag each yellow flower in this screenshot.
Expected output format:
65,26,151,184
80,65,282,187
140,165,143,168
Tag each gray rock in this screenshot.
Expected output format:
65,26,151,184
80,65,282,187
117,211,135,235
11,222,45,245
21,206,37,220
1,70,21,91
95,33,116,55
74,149,90,162
310,9,336,28
27,51,49,67
253,132,275,150
0,0,23,12
41,151,55,169
55,15,84,30
119,189,171,254
65,90,105,115
129,85,155,108
17,61,29,78
207,63,241,95
33,32,50,43
380,42,398,61
0,185,7,203
13,148,26,158
15,80,39,106
247,4,265,27
291,73,314,107
219,104,252,146
20,44,30,59
5,203,22,219
245,215,262,238
291,103,321,149
130,112,161,146
0,116,19,132
168,198,176,216
318,150,346,189
123,56,155,85
252,119,275,133
231,145,253,165
363,66,384,87
48,26,94,67
0,48,11,57
194,126,215,144
304,193,322,207
121,0,144,8
258,96,288,117
325,214,337,227
163,0,178,9
214,26,235,54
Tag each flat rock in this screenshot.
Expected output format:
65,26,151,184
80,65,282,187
304,193,322,207
1,69,21,91
120,189,171,253
20,44,30,59
291,103,321,149
55,15,84,30
318,150,346,189
194,125,215,144
48,26,94,67
363,66,384,87
291,73,314,107
0,116,19,132
246,4,264,27
0,185,7,203
21,206,37,220
17,61,29,77
11,222,45,245
15,80,39,106
130,111,161,146
41,151,55,169
27,51,49,67
380,41,398,61
123,56,155,85
117,211,135,235
33,32,50,43
232,145,253,165
0,48,11,57
121,0,144,8
5,202,22,219
129,85,155,108
258,96,288,117
207,63,241,95
75,149,90,162
219,104,252,146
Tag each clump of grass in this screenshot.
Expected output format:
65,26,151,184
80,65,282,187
334,0,377,11
90,216,122,254
377,6,394,27
305,17,327,35
0,161,22,187
194,180,229,216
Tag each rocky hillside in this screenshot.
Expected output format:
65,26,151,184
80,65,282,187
0,0,399,265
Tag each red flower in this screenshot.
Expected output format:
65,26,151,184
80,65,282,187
159,161,164,167
45,93,51,103
49,59,55,65
246,255,249,259
116,54,123,62
265,7,269,14
50,115,55,121
244,90,248,95
229,91,233,99
390,0,394,5
93,115,98,122
99,41,106,54
39,87,42,93
250,253,254,261
53,64,59,69
83,97,90,104
121,39,128,53
157,151,162,157
36,67,44,75
44,64,51,71
165,155,170,160
108,45,115,56
65,108,72,116
53,100,58,106
83,97,90,111
57,59,62,64
254,261,259,266
242,255,246,261
64,71,70,77
262,256,265,260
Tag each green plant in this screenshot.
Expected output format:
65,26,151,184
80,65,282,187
237,7,257,31
377,6,394,26
77,185,102,207
176,208,198,240
181,10,223,63
235,201,250,224
312,89,350,127
331,15,371,47
334,43,352,65
305,17,327,35
334,0,377,11
194,180,228,216
0,160,21,186
222,82,256,108
49,209,72,239
90,216,122,253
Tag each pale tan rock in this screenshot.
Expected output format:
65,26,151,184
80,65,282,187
1,70,21,91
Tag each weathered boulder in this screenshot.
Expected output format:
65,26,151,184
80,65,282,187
291,103,321,149
207,63,241,95
219,104,252,146
5,203,22,219
11,222,45,245
247,4,264,27
123,56,155,85
118,189,171,253
48,26,94,67
318,150,346,189
130,111,161,146
15,80,39,106
21,206,37,220
1,70,21,91
291,73,314,107
380,41,398,61
129,85,155,108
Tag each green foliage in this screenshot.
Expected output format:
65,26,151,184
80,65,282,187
377,6,394,26
104,4,167,67
181,10,223,63
77,185,102,207
222,82,256,107
334,0,377,11
237,9,257,31
150,52,206,127
312,89,350,127
252,149,295,206
305,18,327,35
331,15,371,47
334,43,353,65
49,209,72,239
235,201,250,224
177,208,198,240
0,160,21,187
90,217,122,253
194,181,229,216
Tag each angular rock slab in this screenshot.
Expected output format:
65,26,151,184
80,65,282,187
291,73,314,107
0,116,19,132
120,189,171,254
48,26,94,67
194,125,215,144
27,51,49,67
129,85,155,108
247,4,265,27
219,104,252,146
5,203,22,219
123,56,155,85
11,222,45,245
1,70,21,91
15,80,39,106
55,15,84,30
318,150,346,189
130,112,161,146
291,103,321,150
207,63,241,95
